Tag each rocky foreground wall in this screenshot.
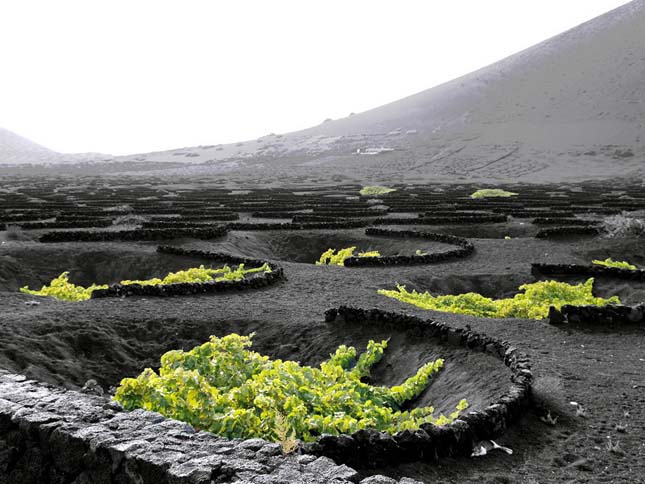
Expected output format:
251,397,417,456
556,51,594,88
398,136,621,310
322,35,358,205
0,371,420,484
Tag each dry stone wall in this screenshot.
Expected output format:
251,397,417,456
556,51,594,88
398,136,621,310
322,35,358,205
0,371,421,484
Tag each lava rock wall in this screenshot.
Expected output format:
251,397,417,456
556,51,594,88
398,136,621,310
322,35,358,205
306,306,532,467
227,220,370,230
39,226,229,243
91,246,284,298
533,263,645,281
548,304,645,326
535,226,600,238
0,371,420,484
344,228,474,267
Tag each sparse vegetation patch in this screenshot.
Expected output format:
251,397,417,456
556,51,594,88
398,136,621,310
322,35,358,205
470,189,518,199
359,186,396,196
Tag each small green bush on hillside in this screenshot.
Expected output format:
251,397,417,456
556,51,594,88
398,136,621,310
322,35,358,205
359,186,396,196
379,278,620,320
114,333,468,442
470,189,518,199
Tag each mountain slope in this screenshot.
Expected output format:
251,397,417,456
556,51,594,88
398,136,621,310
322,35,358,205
0,127,60,165
0,128,110,166
301,0,645,145
119,0,644,183
3,1,644,183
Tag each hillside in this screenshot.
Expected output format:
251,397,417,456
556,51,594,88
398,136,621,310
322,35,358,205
2,0,644,183
0,128,108,167
0,127,60,165
117,0,644,183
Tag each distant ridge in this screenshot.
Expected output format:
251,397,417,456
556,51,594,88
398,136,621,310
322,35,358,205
0,127,58,165
0,127,108,166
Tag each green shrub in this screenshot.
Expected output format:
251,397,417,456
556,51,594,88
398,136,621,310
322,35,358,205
359,186,396,196
592,258,637,270
114,333,467,442
20,272,108,302
316,247,380,266
20,264,272,301
356,250,380,258
379,278,620,320
470,189,518,199
120,263,271,285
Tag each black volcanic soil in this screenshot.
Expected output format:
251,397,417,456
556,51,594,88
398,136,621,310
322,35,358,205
1,181,645,484
214,229,457,264
0,243,213,291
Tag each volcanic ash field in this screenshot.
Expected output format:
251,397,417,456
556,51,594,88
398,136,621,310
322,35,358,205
1,178,645,484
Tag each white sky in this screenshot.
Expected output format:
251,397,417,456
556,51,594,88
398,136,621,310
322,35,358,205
0,0,632,155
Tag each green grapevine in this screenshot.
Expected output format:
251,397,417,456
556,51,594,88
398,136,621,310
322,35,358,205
470,189,518,199
114,333,467,442
316,247,381,266
379,278,620,320
19,272,108,302
120,263,272,285
20,263,272,302
359,186,396,196
592,258,637,270
357,250,381,258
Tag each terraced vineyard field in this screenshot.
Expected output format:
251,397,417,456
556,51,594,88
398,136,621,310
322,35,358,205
1,176,644,484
